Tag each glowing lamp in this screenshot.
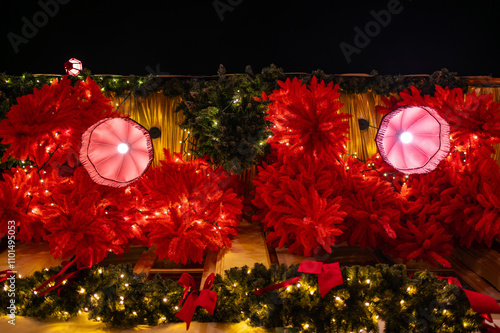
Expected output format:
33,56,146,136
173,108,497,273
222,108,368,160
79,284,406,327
376,106,450,174
64,58,83,76
80,117,154,187
117,143,129,154
399,131,413,144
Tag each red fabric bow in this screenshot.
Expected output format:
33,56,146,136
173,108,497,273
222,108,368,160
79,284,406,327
175,273,217,330
298,261,343,298
439,276,500,331
485,322,500,333
254,261,343,298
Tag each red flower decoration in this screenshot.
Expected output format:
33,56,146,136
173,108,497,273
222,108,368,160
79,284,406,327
0,77,77,163
73,77,122,130
375,86,427,115
264,77,350,163
388,215,454,268
339,157,403,249
426,86,500,147
391,165,455,267
376,85,500,154
252,154,347,256
0,76,122,172
139,149,243,264
43,168,137,268
0,167,52,243
437,152,500,247
399,147,500,254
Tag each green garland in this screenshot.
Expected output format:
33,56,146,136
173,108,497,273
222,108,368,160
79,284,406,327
1,263,484,332
174,65,285,173
0,67,469,107
308,68,468,96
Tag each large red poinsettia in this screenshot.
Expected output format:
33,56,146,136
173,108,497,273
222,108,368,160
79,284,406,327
389,167,456,267
375,86,426,115
436,151,500,247
0,167,54,243
0,76,122,171
252,154,347,256
396,146,500,254
138,149,243,264
0,77,77,163
376,85,500,153
339,157,403,249
262,76,350,163
42,167,138,268
426,86,500,148
386,212,454,268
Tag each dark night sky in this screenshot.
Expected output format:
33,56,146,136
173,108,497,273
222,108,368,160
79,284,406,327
0,0,499,76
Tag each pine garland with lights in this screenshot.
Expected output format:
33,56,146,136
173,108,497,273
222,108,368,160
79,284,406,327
309,68,468,96
174,64,284,173
0,263,485,332
0,68,469,107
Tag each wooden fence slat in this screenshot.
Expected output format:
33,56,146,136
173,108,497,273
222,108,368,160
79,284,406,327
133,245,157,275
447,256,500,301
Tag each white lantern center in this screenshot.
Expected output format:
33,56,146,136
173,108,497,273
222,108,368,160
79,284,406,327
117,143,129,154
399,131,413,144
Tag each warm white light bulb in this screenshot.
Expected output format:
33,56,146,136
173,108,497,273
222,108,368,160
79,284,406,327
117,143,129,154
399,131,413,144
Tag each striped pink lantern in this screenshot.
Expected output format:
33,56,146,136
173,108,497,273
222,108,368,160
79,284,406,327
376,105,450,174
80,117,154,187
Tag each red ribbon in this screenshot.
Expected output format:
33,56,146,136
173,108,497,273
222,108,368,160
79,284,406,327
254,261,343,298
439,276,500,331
34,249,96,297
485,323,500,333
254,276,302,296
298,261,343,298
0,270,15,283
175,273,217,330
35,256,93,297
34,258,79,297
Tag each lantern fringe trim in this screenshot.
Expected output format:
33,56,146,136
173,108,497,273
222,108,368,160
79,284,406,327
375,106,450,174
80,117,154,188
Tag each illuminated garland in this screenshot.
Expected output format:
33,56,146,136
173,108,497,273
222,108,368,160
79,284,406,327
0,67,468,105
0,263,484,331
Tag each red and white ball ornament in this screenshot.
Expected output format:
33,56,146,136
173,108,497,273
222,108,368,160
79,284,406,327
64,58,83,76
